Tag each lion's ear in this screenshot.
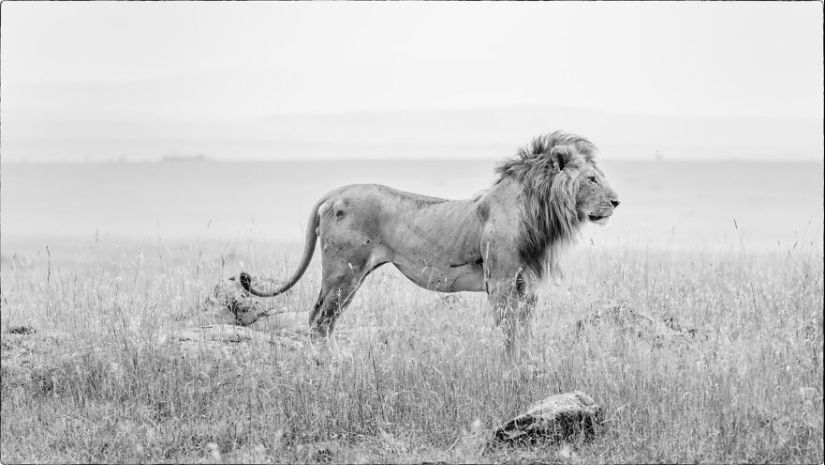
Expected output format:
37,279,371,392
550,146,570,172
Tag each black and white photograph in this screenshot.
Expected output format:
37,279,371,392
1,2,822,463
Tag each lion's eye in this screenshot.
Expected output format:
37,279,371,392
588,176,597,183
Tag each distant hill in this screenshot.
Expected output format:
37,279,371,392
256,107,823,161
2,80,822,162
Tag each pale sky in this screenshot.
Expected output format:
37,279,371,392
0,2,822,162
3,1,822,118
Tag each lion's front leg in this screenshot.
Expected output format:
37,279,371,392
486,273,538,357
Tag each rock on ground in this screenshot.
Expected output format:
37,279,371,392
494,391,603,445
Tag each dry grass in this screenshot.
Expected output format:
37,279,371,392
1,235,822,463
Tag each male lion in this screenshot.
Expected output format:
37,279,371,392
239,131,620,350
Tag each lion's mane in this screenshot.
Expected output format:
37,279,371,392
495,131,598,279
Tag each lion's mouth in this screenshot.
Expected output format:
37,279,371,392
588,214,610,222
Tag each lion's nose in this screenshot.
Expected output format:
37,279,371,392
611,200,621,208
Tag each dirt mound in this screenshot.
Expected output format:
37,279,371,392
575,303,698,348
170,323,306,358
202,276,292,326
1,329,68,395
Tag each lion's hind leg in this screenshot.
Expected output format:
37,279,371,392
308,196,392,342
308,254,386,340
308,265,364,340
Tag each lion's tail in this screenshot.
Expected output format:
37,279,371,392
238,197,324,298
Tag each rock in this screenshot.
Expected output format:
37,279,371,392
296,441,339,463
494,391,602,445
6,325,36,335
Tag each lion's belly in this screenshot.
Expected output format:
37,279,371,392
392,259,485,293
377,198,486,292
322,184,487,293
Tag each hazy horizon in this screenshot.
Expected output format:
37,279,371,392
3,160,822,255
2,105,821,163
2,157,824,166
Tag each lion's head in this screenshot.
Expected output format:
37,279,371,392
571,153,620,225
496,131,620,277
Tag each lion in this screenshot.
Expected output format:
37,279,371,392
239,131,620,351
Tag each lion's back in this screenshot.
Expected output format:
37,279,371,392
317,184,480,250
321,184,449,218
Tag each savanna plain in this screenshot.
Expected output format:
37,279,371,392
1,160,823,463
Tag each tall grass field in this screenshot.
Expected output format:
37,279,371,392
1,160,823,463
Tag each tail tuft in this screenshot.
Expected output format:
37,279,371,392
239,271,253,291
